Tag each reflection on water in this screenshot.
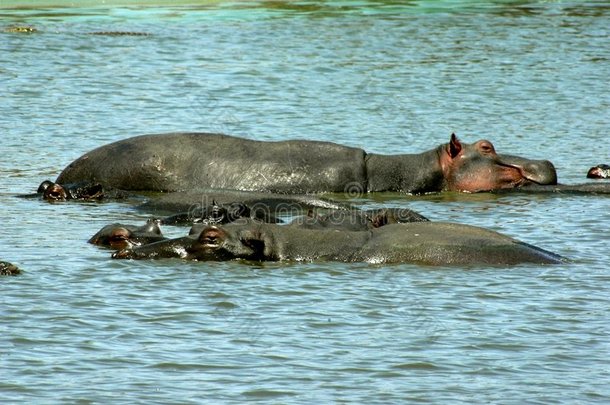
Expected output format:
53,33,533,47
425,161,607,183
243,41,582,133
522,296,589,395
1,1,609,403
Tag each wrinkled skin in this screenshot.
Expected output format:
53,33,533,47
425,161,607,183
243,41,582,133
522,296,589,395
587,164,610,179
88,219,166,250
0,261,21,276
37,180,129,202
113,222,564,266
56,132,557,194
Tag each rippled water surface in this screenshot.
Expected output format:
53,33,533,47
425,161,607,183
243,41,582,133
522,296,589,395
1,1,609,403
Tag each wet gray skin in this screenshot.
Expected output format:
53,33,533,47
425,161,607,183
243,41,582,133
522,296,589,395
113,222,564,266
56,132,557,194
88,219,166,250
289,207,429,231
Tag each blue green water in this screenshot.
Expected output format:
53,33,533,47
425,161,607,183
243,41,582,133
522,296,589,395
1,1,609,403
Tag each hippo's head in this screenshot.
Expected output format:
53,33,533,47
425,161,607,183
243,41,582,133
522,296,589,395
113,225,271,261
191,226,269,260
41,182,69,201
89,219,164,250
87,225,136,250
38,180,105,202
439,134,557,193
587,164,610,179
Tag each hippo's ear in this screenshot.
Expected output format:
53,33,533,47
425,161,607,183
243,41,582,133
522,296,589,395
449,133,462,159
37,180,54,194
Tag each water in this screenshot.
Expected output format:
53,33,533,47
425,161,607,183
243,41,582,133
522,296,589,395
1,1,609,403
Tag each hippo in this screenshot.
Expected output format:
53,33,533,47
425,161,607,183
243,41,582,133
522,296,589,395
137,188,354,219
161,200,283,226
289,207,429,231
113,222,563,266
1,261,21,276
494,182,610,195
88,218,166,250
37,180,130,202
587,164,610,179
55,132,557,194
186,206,430,236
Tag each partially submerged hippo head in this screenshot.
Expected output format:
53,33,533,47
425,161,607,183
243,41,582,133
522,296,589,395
161,200,255,226
113,225,270,261
37,180,104,202
587,164,610,179
0,261,21,276
89,218,165,250
439,134,558,192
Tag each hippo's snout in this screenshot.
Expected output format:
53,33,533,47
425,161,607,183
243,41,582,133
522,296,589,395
499,154,557,186
521,159,557,185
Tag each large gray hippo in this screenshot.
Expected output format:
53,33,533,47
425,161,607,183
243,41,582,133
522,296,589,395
56,132,557,194
112,222,563,266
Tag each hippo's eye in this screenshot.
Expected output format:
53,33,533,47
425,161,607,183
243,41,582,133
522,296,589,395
479,141,495,154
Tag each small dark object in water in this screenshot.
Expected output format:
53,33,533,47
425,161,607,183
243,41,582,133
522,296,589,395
0,261,21,276
587,164,610,179
4,26,38,33
88,31,151,36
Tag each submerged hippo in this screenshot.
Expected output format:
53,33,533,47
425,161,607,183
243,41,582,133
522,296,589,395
137,188,354,220
37,180,130,202
161,200,283,226
56,132,557,194
587,164,610,179
0,261,21,276
187,206,430,236
88,218,166,249
494,182,610,195
113,222,563,266
289,207,429,231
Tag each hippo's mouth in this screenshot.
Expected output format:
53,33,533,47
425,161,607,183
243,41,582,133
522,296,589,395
200,236,221,249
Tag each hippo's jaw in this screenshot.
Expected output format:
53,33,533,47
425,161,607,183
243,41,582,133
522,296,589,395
446,161,557,193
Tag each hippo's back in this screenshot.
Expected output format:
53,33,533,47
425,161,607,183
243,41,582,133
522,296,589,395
56,133,367,193
359,222,564,265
